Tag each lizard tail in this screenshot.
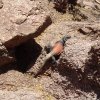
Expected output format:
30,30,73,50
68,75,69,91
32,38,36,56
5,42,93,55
33,51,55,77
45,51,55,61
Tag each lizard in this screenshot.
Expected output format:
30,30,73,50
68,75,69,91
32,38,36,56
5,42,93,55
27,35,71,77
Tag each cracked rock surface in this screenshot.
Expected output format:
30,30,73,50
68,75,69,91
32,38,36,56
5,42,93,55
0,0,100,100
0,0,51,48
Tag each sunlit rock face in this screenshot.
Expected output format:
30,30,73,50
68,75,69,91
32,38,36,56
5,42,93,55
0,0,51,48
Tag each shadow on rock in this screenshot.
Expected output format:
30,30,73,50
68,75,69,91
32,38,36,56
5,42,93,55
56,52,100,99
83,44,100,99
0,39,42,74
14,39,42,73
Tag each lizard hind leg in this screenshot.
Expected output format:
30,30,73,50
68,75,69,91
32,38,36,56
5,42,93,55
44,43,52,53
51,56,56,64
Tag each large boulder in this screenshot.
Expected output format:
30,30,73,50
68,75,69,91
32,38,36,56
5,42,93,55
0,0,51,48
36,21,100,72
32,21,100,95
0,0,51,66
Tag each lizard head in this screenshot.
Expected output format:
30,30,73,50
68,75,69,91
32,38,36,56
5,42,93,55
60,35,71,46
62,35,71,43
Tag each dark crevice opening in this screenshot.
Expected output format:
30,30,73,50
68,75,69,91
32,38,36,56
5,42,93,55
68,0,77,5
14,39,42,73
0,16,52,74
0,39,42,74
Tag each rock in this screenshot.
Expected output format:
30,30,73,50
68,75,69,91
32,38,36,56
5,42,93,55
86,41,100,74
77,0,84,7
0,70,56,100
76,0,100,21
78,27,92,35
79,41,100,88
33,21,100,96
0,0,3,9
0,89,56,100
0,0,51,48
63,39,93,70
11,15,27,25
37,21,100,72
0,42,14,67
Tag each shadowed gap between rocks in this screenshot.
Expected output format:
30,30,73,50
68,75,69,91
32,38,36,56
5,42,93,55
0,16,52,74
14,39,42,73
0,39,42,74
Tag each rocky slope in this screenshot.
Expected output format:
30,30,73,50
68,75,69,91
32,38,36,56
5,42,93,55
0,0,52,66
0,0,100,100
